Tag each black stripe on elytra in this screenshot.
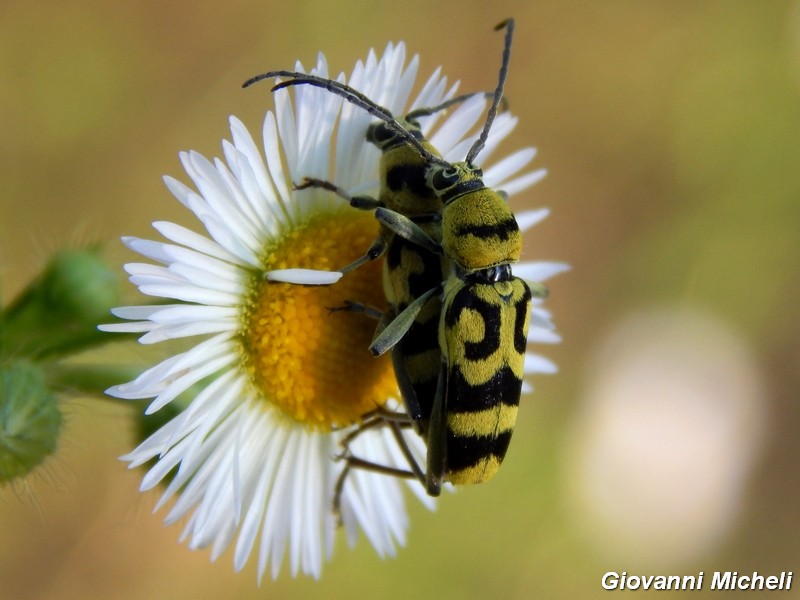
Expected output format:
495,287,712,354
453,216,519,242
386,241,445,305
408,375,437,422
514,281,532,354
385,234,406,271
385,236,438,276
399,316,440,357
444,286,501,361
407,256,445,298
445,365,522,414
386,163,437,199
445,429,513,473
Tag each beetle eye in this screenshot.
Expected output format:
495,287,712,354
366,123,393,144
430,167,460,190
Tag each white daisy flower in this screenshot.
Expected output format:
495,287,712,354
102,41,564,581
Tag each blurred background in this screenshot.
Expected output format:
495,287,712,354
2,0,799,598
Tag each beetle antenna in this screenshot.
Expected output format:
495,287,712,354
244,70,447,166
465,18,515,166
406,91,508,121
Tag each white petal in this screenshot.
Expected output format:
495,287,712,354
431,94,487,158
266,269,343,285
524,352,559,375
99,321,157,334
516,208,550,232
483,147,537,187
529,328,562,344
515,261,571,282
499,168,548,197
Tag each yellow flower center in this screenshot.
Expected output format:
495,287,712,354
241,209,398,430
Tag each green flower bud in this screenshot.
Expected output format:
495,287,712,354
44,249,121,325
0,362,62,483
2,248,121,358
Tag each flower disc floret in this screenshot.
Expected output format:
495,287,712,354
242,211,397,429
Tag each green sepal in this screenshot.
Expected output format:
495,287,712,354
2,248,124,359
0,361,62,483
